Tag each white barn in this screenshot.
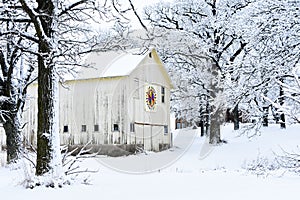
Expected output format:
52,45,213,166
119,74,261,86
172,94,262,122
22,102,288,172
23,48,173,152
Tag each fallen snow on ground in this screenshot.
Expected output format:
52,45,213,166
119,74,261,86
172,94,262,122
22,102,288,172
0,123,299,200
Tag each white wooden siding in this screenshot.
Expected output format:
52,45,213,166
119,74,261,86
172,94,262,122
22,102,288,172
19,48,172,152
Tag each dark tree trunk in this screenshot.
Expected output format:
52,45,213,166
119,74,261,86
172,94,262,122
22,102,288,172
262,106,269,127
280,112,286,129
272,106,280,124
205,99,210,136
208,1,223,144
34,0,60,176
0,64,23,164
199,99,205,137
0,0,22,163
233,104,239,130
3,111,21,163
36,65,58,175
279,79,286,129
200,120,205,137
209,62,222,144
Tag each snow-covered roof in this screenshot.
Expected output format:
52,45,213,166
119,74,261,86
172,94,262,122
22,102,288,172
76,48,150,80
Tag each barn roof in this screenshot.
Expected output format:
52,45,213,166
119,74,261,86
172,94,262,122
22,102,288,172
76,48,151,80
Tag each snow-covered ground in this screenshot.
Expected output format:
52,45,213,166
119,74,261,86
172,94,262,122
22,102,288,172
0,123,299,200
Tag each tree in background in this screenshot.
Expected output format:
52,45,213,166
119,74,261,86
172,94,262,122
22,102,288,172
143,0,253,144
255,0,300,128
139,0,300,139
231,0,300,129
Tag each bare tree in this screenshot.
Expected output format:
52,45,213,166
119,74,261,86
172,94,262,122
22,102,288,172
0,0,37,163
143,0,252,144
236,0,300,128
17,0,133,180
0,0,133,180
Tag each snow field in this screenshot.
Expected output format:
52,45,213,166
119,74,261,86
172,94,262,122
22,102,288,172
0,123,299,200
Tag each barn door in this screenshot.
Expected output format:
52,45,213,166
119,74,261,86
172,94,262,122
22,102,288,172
144,125,152,151
152,126,163,151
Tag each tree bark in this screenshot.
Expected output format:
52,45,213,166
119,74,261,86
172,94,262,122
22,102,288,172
209,108,222,144
209,62,222,144
233,104,239,130
36,66,59,175
200,120,205,137
3,110,21,163
0,0,22,163
280,112,286,129
262,106,269,127
199,99,205,136
205,99,210,136
1,59,23,164
279,79,286,129
34,0,62,176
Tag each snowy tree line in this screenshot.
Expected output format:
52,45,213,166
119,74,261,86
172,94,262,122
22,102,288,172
137,0,300,143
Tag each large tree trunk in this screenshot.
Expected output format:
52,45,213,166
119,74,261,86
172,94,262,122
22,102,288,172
35,0,62,177
209,109,222,144
233,104,239,130
1,72,23,164
36,65,61,175
0,0,22,163
199,120,205,137
209,62,222,144
3,110,22,163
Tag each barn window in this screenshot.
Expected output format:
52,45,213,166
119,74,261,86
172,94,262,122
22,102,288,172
94,124,99,132
176,122,181,129
182,123,186,128
161,86,165,103
164,125,168,135
130,123,135,132
113,124,119,132
63,125,68,133
81,125,87,132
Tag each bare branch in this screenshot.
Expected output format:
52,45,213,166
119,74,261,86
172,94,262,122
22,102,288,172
128,0,148,31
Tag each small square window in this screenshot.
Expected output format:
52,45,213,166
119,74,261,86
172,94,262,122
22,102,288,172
130,123,135,132
63,125,68,133
161,86,165,103
94,124,99,132
164,125,168,135
176,122,181,129
82,125,87,132
113,124,119,132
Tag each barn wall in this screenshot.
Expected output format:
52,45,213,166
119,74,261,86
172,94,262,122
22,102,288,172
20,49,172,152
22,83,38,146
59,77,128,145
22,77,130,146
0,127,6,151
126,50,172,151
